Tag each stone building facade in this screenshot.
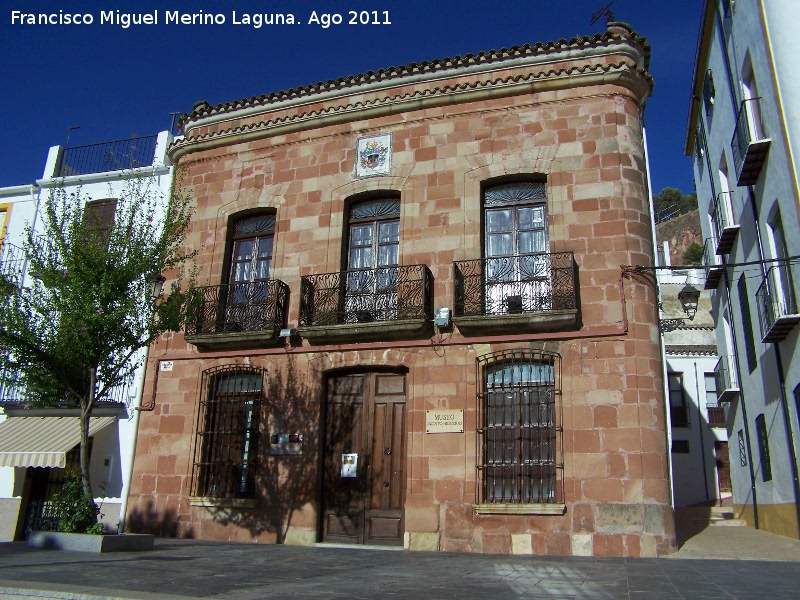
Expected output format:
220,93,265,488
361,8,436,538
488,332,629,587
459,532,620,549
126,22,675,556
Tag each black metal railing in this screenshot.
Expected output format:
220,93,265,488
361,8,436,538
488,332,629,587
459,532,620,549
186,280,290,336
57,135,158,177
712,192,736,238
0,243,25,289
756,263,799,340
454,252,575,317
703,237,721,270
731,97,768,181
715,355,740,403
299,265,431,327
23,500,61,538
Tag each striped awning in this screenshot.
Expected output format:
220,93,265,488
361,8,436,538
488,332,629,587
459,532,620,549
0,416,116,468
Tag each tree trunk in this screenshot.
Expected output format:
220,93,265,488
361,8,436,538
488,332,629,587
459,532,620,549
79,367,99,521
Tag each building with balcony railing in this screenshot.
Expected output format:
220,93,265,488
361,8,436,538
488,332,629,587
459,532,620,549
0,131,174,542
655,248,728,507
125,23,675,557
685,0,800,540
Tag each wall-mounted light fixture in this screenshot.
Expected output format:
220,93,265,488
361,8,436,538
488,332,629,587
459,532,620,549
660,283,702,333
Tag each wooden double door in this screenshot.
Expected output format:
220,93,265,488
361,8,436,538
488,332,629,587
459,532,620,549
322,372,406,545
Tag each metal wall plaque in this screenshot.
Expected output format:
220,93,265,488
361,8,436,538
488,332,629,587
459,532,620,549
269,433,303,455
341,453,358,477
426,409,464,433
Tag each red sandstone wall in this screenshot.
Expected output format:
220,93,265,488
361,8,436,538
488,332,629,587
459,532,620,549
126,41,673,555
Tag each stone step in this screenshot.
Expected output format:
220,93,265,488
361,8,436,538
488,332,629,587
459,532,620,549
685,506,745,526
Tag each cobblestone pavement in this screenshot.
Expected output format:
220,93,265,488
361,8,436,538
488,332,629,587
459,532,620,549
1,536,800,600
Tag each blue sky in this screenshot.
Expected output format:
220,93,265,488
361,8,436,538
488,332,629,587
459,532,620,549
0,0,702,195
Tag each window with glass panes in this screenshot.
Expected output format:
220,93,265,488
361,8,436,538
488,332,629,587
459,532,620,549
192,367,264,499
668,372,690,428
230,214,274,288
477,350,561,504
347,198,400,290
342,198,401,323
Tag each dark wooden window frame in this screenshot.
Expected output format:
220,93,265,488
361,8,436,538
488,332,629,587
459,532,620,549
191,366,265,502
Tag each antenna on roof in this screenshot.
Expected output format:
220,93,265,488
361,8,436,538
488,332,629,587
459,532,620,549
590,0,616,26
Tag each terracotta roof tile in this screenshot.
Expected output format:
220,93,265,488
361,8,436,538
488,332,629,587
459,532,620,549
178,25,650,132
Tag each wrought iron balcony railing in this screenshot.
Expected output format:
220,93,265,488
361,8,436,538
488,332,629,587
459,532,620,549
703,237,723,289
0,243,26,289
56,135,158,177
186,280,289,339
711,192,739,255
454,252,576,318
714,355,740,403
756,263,800,343
299,265,431,328
731,97,771,186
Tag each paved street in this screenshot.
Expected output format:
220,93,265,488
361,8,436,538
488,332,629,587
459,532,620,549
2,529,800,600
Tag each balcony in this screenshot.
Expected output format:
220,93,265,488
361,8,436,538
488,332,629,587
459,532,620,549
707,404,727,428
56,135,158,177
453,252,578,336
0,243,25,292
703,237,724,289
756,263,800,343
731,98,771,186
184,280,290,350
298,265,432,344
714,355,740,403
711,192,739,255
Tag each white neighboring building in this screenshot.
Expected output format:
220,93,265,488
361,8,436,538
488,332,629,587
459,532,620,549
687,0,800,539
0,132,173,540
657,243,728,507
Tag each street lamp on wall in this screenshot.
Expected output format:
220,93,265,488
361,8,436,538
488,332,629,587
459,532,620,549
678,284,701,320
660,283,702,333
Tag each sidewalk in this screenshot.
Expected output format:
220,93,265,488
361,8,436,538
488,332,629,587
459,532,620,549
0,525,798,599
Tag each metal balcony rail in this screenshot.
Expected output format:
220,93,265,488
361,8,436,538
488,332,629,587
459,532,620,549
0,243,26,288
703,237,723,289
0,363,131,406
186,280,290,336
712,192,737,238
56,135,158,177
756,262,800,342
714,355,740,403
454,252,576,317
731,97,770,185
299,264,431,327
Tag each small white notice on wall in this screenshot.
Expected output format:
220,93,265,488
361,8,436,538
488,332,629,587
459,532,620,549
160,361,173,372
426,410,464,434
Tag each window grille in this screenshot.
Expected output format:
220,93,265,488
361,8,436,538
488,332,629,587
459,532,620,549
703,70,716,119
191,366,265,499
476,349,562,504
738,429,747,467
755,414,772,482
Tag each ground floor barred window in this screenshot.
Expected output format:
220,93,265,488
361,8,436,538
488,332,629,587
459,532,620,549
476,349,562,504
191,366,265,499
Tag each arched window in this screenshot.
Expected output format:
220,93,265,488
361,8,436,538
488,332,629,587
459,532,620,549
226,213,275,330
192,366,265,499
229,213,275,289
344,197,401,322
477,350,561,504
483,180,549,314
